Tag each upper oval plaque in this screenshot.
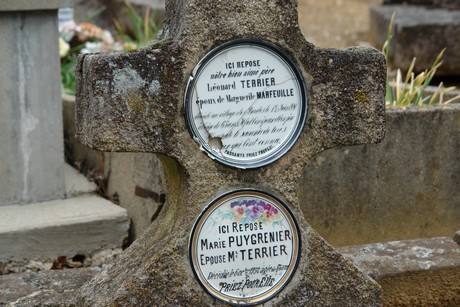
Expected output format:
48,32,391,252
185,39,307,169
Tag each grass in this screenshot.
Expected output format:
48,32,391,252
114,0,161,49
61,56,77,96
383,13,460,107
61,45,84,95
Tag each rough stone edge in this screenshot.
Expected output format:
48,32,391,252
64,164,98,197
0,248,122,276
339,236,460,305
3,235,458,306
454,231,460,245
0,195,129,274
0,195,128,233
338,236,460,280
0,267,100,306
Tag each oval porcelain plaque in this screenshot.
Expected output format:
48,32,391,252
189,189,301,305
185,39,307,169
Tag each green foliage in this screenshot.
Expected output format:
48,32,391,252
61,45,84,95
61,55,77,95
60,1,161,95
382,13,395,105
114,0,161,49
383,13,460,107
81,6,107,23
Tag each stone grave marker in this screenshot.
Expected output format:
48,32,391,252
76,0,386,305
0,0,130,274
0,0,67,206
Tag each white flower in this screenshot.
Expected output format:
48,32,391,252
101,30,114,45
59,37,70,58
59,20,77,42
81,41,103,54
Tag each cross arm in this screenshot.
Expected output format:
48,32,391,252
299,46,387,149
75,42,182,154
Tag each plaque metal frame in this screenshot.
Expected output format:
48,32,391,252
189,189,301,306
184,39,308,169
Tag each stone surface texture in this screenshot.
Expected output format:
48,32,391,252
340,237,460,306
2,236,457,306
64,164,97,198
0,0,71,11
64,94,166,242
370,4,460,76
67,0,387,244
66,0,457,252
0,195,129,263
0,6,65,206
75,0,386,305
63,94,103,173
105,153,166,241
0,268,99,306
299,103,460,246
383,0,460,9
0,137,128,275
298,0,381,49
454,231,460,245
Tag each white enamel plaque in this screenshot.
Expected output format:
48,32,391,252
189,190,301,305
185,39,307,169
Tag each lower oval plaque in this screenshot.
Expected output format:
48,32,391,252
189,189,301,305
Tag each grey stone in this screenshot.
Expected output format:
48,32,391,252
75,0,386,305
454,231,460,245
63,95,166,241
0,0,71,11
63,94,102,173
339,236,460,306
383,0,460,9
0,5,64,206
0,195,129,262
63,97,460,245
340,236,460,280
130,0,165,10
370,5,460,75
2,236,457,306
105,153,165,241
434,0,460,8
0,268,99,306
64,164,97,198
299,103,460,247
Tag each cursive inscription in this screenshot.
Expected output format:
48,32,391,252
190,191,300,304
187,41,306,167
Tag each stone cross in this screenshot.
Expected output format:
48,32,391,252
76,0,386,305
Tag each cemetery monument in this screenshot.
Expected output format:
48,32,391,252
76,0,386,305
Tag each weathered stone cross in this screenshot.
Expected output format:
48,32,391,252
76,0,386,305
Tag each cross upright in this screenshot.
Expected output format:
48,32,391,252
76,0,386,305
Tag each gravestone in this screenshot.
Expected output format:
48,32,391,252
0,0,68,205
0,0,129,274
76,0,386,305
